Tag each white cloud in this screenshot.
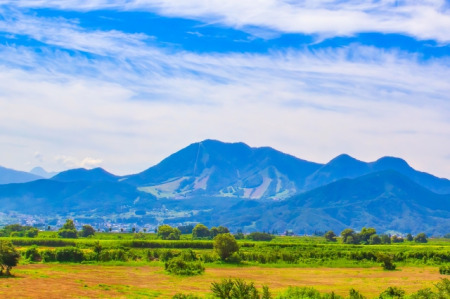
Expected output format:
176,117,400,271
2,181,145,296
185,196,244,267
0,10,448,178
2,0,450,42
55,155,103,169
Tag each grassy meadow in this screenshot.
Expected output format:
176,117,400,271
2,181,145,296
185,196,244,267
1,232,449,298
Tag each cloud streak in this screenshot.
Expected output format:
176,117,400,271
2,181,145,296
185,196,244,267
2,0,450,42
0,5,448,178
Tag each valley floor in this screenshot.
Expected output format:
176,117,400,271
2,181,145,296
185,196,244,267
0,264,445,298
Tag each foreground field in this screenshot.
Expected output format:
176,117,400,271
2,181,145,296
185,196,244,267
0,264,445,298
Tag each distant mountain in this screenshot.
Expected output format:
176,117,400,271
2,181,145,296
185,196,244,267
305,155,450,194
0,166,43,184
125,139,322,199
203,170,450,235
0,179,156,215
51,167,119,183
30,167,58,179
0,140,449,234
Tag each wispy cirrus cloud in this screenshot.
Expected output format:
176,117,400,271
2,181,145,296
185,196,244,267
0,11,449,177
2,0,450,42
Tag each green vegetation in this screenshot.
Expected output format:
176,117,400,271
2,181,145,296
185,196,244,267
165,257,205,276
213,233,239,261
158,224,181,240
173,278,450,299
0,240,20,276
0,224,38,238
58,219,78,238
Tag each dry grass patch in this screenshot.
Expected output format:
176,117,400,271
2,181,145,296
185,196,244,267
0,264,445,298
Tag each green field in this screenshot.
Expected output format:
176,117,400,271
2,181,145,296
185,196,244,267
0,232,449,298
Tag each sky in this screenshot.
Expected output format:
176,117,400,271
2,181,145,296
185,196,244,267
0,0,449,178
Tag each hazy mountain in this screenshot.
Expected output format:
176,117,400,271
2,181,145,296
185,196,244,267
202,170,450,235
0,140,449,234
30,167,58,179
0,179,156,215
51,167,119,183
125,139,322,199
305,155,450,194
0,166,43,184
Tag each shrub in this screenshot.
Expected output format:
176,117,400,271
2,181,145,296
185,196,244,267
439,265,450,275
378,286,405,298
41,249,56,262
172,294,201,299
349,289,366,299
55,247,84,263
98,249,127,262
377,253,396,271
165,257,205,276
24,245,41,262
409,288,436,299
277,286,322,299
210,278,269,299
247,232,274,241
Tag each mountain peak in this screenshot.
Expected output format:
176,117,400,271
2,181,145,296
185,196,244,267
374,156,411,170
52,167,118,182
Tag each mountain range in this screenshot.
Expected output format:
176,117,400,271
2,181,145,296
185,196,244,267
0,139,449,235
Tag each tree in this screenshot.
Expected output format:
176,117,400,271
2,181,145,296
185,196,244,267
80,225,95,237
406,233,413,241
58,219,78,238
414,233,428,243
157,225,180,240
0,240,20,276
210,227,220,238
211,226,230,238
341,229,359,244
25,228,39,238
380,234,391,244
192,224,210,239
324,231,337,242
369,234,382,245
391,235,404,243
358,227,376,244
213,233,239,261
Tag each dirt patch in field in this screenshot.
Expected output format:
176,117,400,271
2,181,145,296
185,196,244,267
0,264,445,298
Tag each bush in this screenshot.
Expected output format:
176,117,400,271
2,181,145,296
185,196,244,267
378,286,405,298
210,278,270,299
247,232,274,241
165,257,205,276
409,288,436,299
41,249,56,262
439,265,450,275
98,249,127,262
55,247,84,263
277,286,322,299
349,289,366,299
24,245,41,262
172,294,201,299
377,253,396,271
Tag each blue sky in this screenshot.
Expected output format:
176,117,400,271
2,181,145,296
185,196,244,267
0,0,449,178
